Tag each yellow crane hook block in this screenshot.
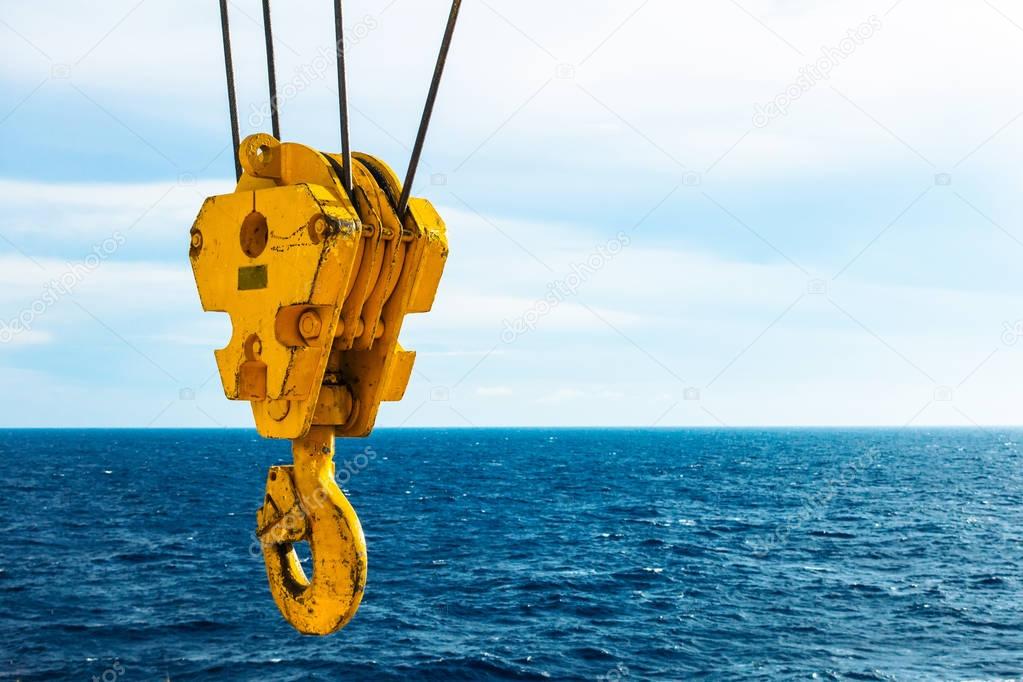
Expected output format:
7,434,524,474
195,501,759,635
188,134,448,634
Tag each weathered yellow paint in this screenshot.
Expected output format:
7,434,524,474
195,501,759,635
188,134,448,635
256,426,366,635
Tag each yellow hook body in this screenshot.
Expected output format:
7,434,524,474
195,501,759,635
256,426,366,635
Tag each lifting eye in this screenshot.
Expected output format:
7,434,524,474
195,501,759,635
240,211,268,258
254,144,270,165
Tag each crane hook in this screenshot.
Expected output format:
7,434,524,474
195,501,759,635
207,0,460,635
256,425,367,635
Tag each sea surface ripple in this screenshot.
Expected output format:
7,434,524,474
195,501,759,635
2,428,1023,681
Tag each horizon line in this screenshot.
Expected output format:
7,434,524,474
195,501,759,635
0,425,1018,431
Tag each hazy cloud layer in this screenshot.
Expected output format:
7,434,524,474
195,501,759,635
1,0,1021,426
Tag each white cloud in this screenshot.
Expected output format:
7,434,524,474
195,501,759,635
4,0,1022,179
2,174,1017,425
536,387,626,405
0,255,192,307
476,386,513,397
2,1,1023,426
0,178,215,240
536,388,587,405
0,330,52,347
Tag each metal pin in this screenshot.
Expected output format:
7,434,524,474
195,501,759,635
261,0,281,140
218,0,241,180
333,0,353,195
397,0,462,216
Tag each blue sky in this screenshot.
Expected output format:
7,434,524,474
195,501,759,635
1,0,1022,427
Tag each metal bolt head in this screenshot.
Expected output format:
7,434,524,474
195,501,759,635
299,310,322,339
190,231,203,249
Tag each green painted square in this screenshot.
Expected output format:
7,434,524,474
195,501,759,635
238,265,268,291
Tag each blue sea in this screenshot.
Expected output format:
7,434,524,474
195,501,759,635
3,428,1023,681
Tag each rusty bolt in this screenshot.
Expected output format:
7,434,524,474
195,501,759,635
190,231,203,249
299,310,322,340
